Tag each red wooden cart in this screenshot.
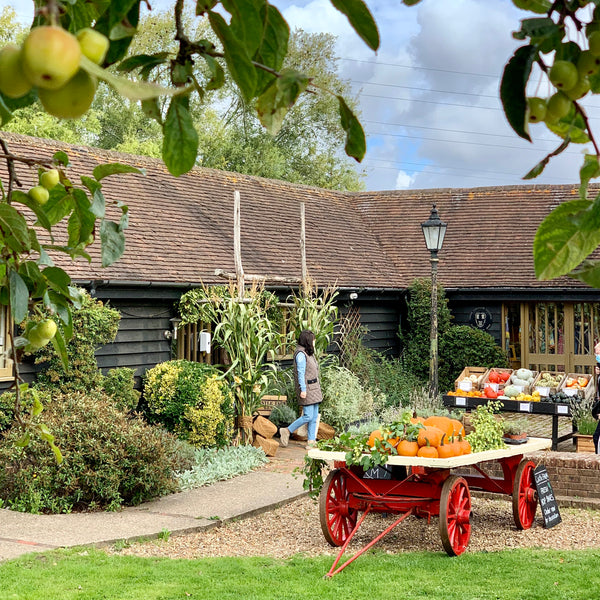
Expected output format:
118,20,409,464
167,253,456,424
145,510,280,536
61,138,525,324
308,437,551,577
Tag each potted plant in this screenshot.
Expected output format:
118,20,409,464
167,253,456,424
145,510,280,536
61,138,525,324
502,418,529,443
570,396,598,453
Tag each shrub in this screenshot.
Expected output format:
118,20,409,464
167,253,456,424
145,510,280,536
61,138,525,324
439,325,509,393
31,290,120,393
177,446,268,491
102,367,140,411
268,403,297,428
144,360,234,447
399,278,452,381
320,365,377,431
0,392,187,513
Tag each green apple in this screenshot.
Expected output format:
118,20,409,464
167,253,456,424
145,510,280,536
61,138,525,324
35,319,57,341
577,50,600,76
549,60,579,91
39,70,97,119
76,28,110,65
40,168,60,190
565,75,591,100
0,44,33,98
527,97,547,123
28,185,50,205
21,26,81,90
589,31,600,56
545,92,572,122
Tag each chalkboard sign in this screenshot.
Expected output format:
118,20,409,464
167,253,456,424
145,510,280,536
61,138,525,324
364,465,392,479
534,465,561,529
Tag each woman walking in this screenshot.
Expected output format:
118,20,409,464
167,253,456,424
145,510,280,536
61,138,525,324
279,330,322,450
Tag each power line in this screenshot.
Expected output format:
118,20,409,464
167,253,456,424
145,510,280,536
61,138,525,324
340,56,498,79
363,156,567,181
351,79,498,100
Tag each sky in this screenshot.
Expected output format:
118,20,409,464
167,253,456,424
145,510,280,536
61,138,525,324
3,0,600,192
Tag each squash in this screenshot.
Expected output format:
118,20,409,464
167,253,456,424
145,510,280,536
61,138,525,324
458,436,472,455
417,425,444,448
417,444,439,458
397,439,419,456
516,368,534,381
449,418,465,438
368,429,383,448
503,384,520,398
437,434,455,458
423,416,454,439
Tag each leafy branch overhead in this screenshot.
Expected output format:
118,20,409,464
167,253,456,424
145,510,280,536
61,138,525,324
0,0,379,176
495,0,600,285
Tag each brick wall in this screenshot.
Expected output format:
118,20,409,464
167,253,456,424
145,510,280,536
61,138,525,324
455,450,600,509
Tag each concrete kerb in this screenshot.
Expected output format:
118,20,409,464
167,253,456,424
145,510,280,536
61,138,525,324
0,449,309,562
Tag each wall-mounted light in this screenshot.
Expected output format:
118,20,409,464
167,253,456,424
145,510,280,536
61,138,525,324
349,292,358,301
169,317,182,340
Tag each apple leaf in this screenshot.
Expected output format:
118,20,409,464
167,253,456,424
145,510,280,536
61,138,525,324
569,259,600,287
162,95,199,177
10,189,53,233
523,138,569,179
500,45,537,142
0,203,31,253
253,3,289,94
80,55,192,101
93,162,145,181
256,70,309,134
208,11,257,102
221,0,265,58
533,199,600,280
9,270,29,324
579,155,600,198
100,220,126,267
337,96,366,162
329,0,380,51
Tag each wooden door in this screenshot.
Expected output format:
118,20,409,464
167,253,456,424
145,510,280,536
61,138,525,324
519,301,600,374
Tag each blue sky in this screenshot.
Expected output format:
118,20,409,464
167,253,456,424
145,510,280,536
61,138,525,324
3,0,600,192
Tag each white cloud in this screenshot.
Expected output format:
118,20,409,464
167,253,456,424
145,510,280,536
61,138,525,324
395,170,416,189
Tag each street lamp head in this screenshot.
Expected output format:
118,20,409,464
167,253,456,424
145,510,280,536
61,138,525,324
421,203,447,253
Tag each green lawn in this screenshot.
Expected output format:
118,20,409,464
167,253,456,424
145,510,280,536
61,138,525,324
1,547,598,600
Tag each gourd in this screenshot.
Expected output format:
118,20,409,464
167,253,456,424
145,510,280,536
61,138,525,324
511,377,530,387
397,439,419,456
417,443,439,458
516,368,534,381
417,425,444,448
437,434,455,458
423,416,454,439
503,384,520,398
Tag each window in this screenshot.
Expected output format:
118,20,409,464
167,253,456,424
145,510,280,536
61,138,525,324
0,306,13,380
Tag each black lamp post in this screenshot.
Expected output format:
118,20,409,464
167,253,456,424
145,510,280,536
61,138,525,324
421,204,447,399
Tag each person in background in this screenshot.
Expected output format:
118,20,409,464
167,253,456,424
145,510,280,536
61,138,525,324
279,330,322,450
593,341,600,454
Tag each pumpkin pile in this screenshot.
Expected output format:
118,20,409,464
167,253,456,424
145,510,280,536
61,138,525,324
368,415,471,459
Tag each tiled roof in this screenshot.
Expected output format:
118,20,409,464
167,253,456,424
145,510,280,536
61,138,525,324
352,186,599,289
1,132,597,291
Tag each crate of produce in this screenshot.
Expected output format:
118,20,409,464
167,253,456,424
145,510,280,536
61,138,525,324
560,373,594,401
532,371,565,398
455,367,489,392
481,368,513,392
506,367,538,395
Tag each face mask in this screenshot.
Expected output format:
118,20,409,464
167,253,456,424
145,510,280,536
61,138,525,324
596,355,600,363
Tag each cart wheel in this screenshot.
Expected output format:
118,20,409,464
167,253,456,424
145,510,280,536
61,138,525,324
319,469,358,546
439,475,471,556
512,459,537,530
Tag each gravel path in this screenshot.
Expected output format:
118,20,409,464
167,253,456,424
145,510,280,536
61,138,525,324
109,495,600,559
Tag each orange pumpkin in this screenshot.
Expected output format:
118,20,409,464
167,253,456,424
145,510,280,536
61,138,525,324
368,429,383,448
410,416,426,425
417,425,444,448
397,439,419,456
449,418,465,438
437,434,455,458
417,444,439,458
448,435,461,456
459,438,472,454
423,416,454,440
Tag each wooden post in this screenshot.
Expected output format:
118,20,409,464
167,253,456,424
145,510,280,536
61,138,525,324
234,190,244,298
300,202,307,285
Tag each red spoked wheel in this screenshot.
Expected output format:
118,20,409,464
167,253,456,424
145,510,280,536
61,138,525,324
512,459,537,530
439,475,471,556
319,469,358,546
